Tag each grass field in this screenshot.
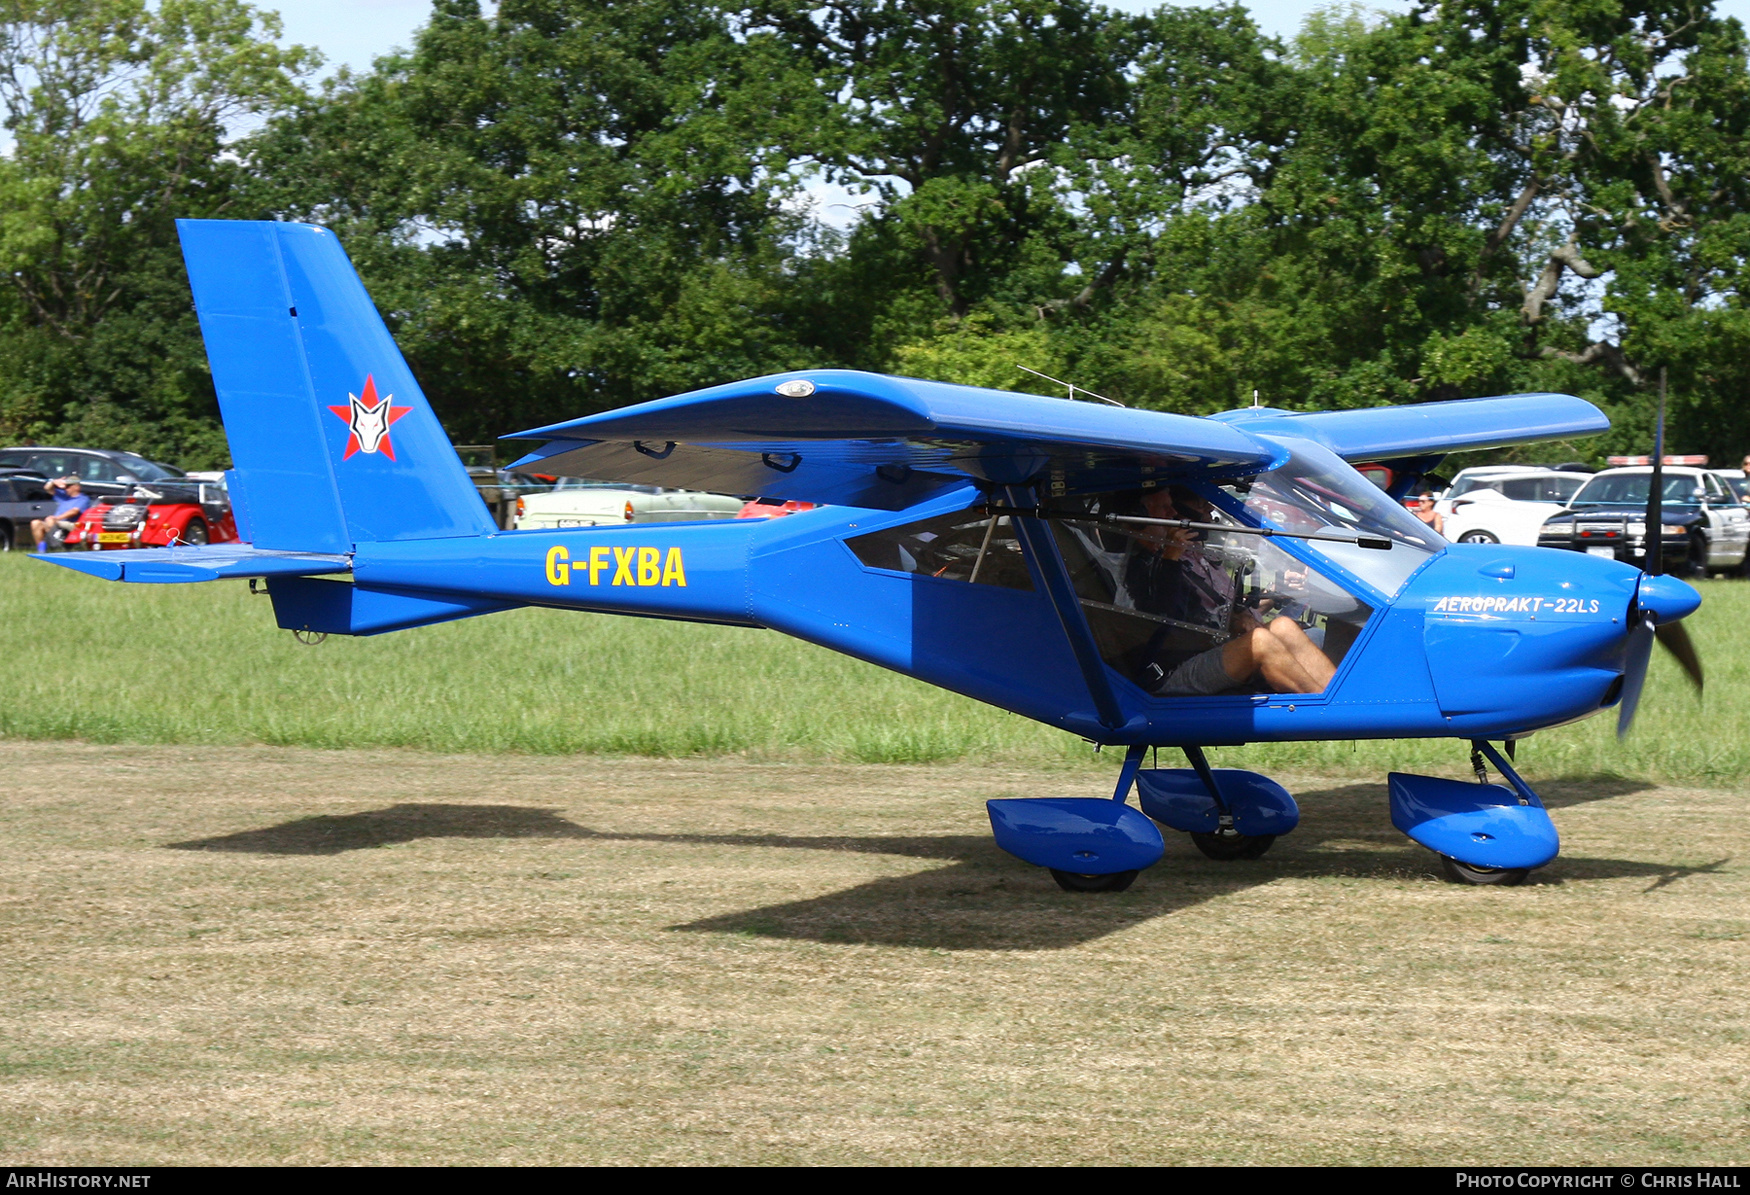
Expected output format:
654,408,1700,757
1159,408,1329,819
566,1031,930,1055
0,551,1743,781
0,743,1746,1165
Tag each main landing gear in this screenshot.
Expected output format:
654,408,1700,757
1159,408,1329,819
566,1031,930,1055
1049,868,1140,893
985,745,1304,893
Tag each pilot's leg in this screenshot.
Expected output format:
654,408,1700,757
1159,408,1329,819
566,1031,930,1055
1221,626,1325,694
1265,617,1336,689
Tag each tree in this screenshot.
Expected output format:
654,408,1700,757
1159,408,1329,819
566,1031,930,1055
0,0,317,462
246,0,828,441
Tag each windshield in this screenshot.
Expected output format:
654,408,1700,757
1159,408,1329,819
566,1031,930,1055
1571,473,1702,507
1217,438,1443,599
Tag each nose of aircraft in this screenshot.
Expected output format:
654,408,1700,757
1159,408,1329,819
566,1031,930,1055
1635,572,1701,623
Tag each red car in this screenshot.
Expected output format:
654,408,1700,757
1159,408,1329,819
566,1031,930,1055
66,479,238,550
736,497,818,519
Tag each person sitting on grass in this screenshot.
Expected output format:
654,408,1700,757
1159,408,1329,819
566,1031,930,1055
1125,485,1336,697
31,478,90,553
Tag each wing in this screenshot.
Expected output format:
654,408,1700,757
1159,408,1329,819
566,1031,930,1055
1211,392,1609,460
504,370,1278,511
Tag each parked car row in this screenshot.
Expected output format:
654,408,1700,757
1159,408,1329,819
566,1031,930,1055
3,442,823,552
1367,459,1750,577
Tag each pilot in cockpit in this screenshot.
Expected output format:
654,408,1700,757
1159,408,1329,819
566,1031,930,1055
1124,486,1336,697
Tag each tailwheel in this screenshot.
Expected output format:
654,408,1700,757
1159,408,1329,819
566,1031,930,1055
1190,830,1276,861
1438,855,1529,886
1050,868,1139,893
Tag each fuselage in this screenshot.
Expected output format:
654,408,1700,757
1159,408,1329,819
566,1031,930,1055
349,486,1652,748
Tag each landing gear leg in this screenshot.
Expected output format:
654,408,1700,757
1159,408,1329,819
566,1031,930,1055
1184,745,1276,861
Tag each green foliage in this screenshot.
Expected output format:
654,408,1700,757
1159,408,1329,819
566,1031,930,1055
0,0,318,465
3,0,1750,465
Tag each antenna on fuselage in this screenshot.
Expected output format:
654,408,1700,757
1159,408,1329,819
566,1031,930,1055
1017,364,1124,407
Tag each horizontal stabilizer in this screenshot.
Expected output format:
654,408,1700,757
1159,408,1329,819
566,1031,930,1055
1215,392,1608,461
34,545,351,585
507,370,1277,510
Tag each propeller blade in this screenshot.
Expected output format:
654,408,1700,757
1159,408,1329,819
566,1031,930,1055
1656,620,1704,692
1644,368,1666,575
1617,616,1658,739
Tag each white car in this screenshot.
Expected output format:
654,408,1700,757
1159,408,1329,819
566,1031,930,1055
514,479,744,530
1435,467,1590,545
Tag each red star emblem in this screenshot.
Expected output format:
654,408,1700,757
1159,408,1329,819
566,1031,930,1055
327,375,412,460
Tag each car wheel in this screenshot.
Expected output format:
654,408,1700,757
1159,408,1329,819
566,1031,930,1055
1457,530,1499,544
1682,529,1707,577
180,519,209,546
0,525,11,552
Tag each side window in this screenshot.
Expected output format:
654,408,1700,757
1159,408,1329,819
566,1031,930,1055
1704,474,1729,504
1050,505,1371,698
77,456,118,482
25,453,69,478
847,509,1033,590
1500,479,1539,501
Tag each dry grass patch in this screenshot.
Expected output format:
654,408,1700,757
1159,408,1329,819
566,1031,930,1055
0,741,1746,1164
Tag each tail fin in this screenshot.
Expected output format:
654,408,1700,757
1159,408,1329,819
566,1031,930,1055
177,219,495,552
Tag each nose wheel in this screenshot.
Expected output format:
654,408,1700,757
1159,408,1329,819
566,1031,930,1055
1439,856,1529,886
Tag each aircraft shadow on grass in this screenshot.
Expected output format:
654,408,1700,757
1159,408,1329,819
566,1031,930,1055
165,778,1727,951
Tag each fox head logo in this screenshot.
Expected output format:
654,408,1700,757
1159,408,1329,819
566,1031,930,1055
327,375,411,460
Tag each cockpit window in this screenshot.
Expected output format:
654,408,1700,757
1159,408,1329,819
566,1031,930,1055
1050,499,1371,698
847,509,1033,590
1223,438,1442,600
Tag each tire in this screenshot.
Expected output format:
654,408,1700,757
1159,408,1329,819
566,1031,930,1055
0,525,11,552
1456,530,1499,544
1682,530,1707,577
180,519,209,546
1190,830,1276,861
1050,868,1139,893
1439,855,1529,886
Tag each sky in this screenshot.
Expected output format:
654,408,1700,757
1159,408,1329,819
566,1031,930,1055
270,0,1750,78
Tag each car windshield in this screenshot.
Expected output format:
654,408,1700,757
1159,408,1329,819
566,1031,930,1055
1216,438,1443,599
1570,473,1702,507
1449,474,1586,502
554,478,662,494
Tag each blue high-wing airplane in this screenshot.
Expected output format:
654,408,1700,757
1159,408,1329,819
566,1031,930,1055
43,220,1705,890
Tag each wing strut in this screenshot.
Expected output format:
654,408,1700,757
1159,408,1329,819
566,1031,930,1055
1002,485,1127,730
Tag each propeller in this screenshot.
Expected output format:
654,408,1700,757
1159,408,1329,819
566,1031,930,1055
1618,368,1704,738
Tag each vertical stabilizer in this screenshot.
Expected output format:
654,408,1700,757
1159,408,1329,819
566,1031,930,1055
178,220,495,553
